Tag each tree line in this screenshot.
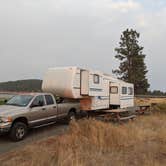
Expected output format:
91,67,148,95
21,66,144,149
0,79,42,92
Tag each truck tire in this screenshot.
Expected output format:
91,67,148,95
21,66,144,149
68,111,76,123
9,122,27,141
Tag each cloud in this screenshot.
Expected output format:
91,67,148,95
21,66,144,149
110,0,141,12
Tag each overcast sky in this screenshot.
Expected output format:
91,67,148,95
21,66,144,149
0,0,165,91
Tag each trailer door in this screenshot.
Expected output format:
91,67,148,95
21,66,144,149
80,70,89,95
109,82,120,106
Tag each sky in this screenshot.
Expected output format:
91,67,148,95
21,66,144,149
0,0,166,91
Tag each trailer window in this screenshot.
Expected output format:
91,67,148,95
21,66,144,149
110,86,118,94
122,87,127,94
128,87,133,95
93,74,100,84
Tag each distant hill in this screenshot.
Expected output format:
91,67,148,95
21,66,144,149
0,79,42,92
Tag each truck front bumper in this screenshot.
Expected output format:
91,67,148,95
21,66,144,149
0,123,11,134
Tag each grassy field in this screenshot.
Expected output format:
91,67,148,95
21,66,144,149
0,100,166,166
135,97,166,113
135,97,166,105
0,98,166,166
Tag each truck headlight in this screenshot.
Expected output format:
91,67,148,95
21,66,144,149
0,117,12,123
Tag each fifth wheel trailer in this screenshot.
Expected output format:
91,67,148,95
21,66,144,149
42,67,134,111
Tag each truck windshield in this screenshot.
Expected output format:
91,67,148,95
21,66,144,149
6,95,34,107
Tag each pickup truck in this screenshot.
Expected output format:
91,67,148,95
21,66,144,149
0,93,80,141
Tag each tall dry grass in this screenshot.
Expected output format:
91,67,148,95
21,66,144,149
0,112,166,166
136,97,166,114
135,97,166,105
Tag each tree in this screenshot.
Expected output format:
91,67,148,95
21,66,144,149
147,90,166,96
113,29,150,94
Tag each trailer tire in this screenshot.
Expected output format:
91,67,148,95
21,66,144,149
9,122,27,142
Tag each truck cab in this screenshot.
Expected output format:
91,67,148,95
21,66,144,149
0,93,80,141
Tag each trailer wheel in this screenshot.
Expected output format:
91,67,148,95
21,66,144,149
9,122,27,142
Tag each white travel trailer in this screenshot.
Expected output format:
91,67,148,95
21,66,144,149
42,67,134,111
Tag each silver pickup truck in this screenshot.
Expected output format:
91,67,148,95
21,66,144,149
0,93,80,141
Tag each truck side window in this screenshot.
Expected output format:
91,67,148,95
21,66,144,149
45,95,54,105
31,95,45,107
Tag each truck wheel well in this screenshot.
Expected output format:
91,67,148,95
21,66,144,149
69,108,76,114
12,117,28,127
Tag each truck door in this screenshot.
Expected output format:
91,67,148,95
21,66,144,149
80,70,89,95
44,94,58,119
28,95,51,126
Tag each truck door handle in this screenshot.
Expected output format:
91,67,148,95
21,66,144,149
42,108,46,110
53,106,56,109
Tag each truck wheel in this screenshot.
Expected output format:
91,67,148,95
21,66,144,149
68,111,76,123
9,122,27,141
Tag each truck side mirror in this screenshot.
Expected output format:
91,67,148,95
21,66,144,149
30,104,35,108
39,101,44,106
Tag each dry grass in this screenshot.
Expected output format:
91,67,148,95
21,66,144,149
135,97,166,105
0,111,166,166
135,97,166,114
